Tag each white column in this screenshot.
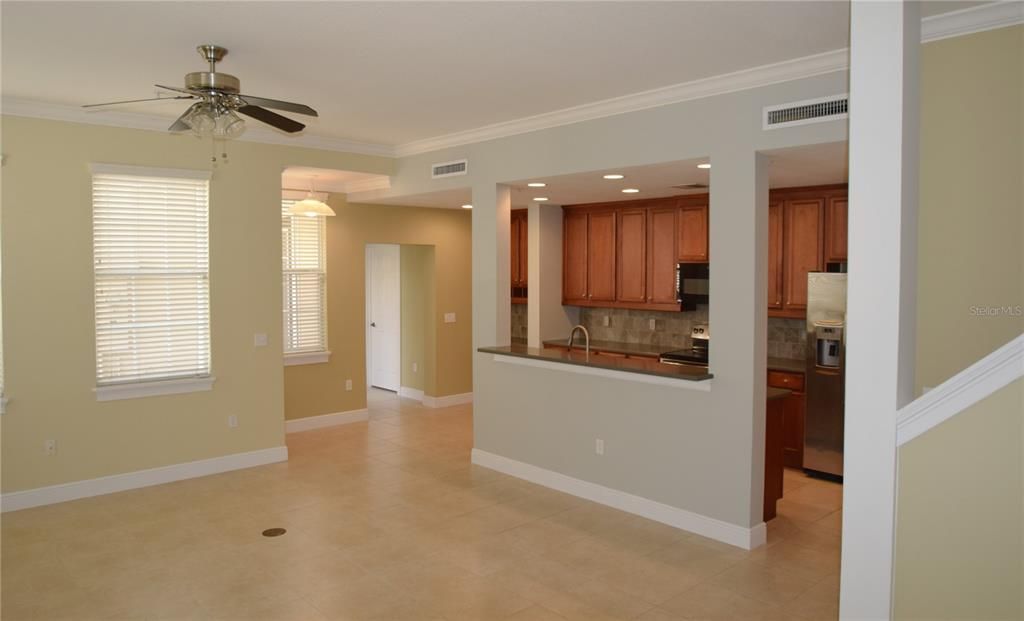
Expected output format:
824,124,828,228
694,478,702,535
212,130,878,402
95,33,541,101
841,1,919,618
471,182,511,350
708,149,769,528
527,203,578,348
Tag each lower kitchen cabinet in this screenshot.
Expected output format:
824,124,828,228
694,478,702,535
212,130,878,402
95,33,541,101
769,370,806,469
764,394,785,521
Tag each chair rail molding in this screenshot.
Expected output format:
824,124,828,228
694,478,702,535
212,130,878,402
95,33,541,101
897,334,1024,446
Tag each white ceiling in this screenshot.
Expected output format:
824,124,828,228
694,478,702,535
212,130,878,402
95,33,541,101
357,142,848,209
281,166,389,194
2,1,854,146
0,2,996,150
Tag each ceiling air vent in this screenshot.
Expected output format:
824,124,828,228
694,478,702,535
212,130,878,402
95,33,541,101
763,94,848,130
431,159,468,179
672,183,708,190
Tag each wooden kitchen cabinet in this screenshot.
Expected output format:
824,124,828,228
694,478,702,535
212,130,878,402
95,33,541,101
563,211,589,304
678,203,709,262
767,202,784,310
647,205,679,306
616,208,647,304
587,211,617,302
825,196,848,263
511,209,528,303
781,198,824,313
769,370,806,469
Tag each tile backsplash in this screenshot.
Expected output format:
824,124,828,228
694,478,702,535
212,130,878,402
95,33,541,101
767,317,806,360
511,303,528,341
578,306,708,349
575,307,805,359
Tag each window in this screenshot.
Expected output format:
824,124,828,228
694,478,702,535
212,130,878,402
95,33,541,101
91,164,213,400
282,199,328,364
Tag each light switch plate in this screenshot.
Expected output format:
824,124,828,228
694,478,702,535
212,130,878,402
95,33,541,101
444,313,456,324
254,333,268,347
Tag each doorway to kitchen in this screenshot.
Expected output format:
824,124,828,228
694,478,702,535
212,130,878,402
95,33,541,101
366,243,401,392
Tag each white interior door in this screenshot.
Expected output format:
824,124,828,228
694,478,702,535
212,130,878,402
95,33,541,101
366,244,401,392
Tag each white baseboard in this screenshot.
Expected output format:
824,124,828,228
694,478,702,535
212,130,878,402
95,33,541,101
423,392,473,408
471,448,766,550
285,408,369,433
1,446,288,513
399,386,424,401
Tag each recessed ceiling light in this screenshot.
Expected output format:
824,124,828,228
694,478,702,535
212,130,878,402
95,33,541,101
534,197,549,202
461,204,473,209
622,188,640,194
697,163,711,169
603,174,625,180
527,182,546,188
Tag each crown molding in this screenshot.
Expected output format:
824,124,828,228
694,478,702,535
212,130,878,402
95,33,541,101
921,0,1024,43
0,97,397,158
393,48,849,157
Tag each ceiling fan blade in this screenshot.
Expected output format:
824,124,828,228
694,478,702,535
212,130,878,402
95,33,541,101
238,94,318,117
83,95,194,109
237,105,305,133
168,102,202,132
155,84,195,95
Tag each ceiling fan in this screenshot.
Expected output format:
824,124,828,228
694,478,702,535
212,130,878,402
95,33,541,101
82,44,318,137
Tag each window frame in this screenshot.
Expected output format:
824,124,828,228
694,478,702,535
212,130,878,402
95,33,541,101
281,197,330,365
90,163,214,401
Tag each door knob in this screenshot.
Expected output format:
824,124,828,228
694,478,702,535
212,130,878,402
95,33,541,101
370,322,376,327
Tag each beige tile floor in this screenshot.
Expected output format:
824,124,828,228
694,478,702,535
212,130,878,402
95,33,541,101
1,389,843,620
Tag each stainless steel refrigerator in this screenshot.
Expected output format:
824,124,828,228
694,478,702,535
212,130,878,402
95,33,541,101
804,272,847,479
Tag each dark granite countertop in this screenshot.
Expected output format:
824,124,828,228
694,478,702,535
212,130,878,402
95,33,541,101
480,344,712,381
541,338,670,358
767,357,805,373
767,387,792,401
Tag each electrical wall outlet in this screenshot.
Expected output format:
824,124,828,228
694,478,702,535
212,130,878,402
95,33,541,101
228,415,238,428
595,439,604,456
412,362,418,373
444,312,457,324
44,439,56,456
253,333,268,347
602,315,610,327
648,318,657,330
345,379,353,391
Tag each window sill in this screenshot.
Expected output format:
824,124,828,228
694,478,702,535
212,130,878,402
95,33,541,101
95,377,215,402
284,351,332,366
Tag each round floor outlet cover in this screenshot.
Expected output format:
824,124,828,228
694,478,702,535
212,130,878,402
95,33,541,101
261,528,287,537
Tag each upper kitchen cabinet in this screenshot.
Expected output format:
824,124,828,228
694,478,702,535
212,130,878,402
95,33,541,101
647,205,679,307
767,202,784,310
616,208,647,304
678,201,709,262
563,210,589,304
587,210,618,302
511,209,528,303
768,185,847,317
561,208,617,304
782,198,825,313
824,196,848,263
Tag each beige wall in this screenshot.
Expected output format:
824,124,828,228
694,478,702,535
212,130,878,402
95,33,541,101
283,198,471,420
893,378,1023,620
0,115,392,493
400,245,435,393
916,25,1024,393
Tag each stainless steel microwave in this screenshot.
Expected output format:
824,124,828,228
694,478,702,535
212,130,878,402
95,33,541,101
676,262,710,311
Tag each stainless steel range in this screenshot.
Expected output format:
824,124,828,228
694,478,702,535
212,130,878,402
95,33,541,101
659,325,709,368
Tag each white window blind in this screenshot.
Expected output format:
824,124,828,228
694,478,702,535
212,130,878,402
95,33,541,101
91,165,211,386
282,199,327,354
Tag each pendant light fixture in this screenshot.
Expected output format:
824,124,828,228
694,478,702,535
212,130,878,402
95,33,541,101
288,176,336,217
